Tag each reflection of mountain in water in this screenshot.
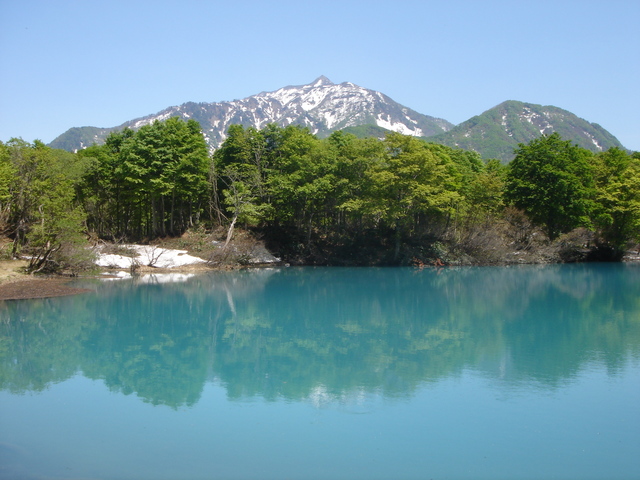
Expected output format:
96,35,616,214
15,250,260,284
1,265,639,408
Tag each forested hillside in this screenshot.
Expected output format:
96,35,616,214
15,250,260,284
2,119,639,273
427,101,625,162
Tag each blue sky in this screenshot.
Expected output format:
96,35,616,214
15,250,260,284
1,0,638,150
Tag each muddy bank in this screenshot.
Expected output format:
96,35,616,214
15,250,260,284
0,277,93,301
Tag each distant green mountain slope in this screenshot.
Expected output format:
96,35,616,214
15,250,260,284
425,101,624,162
340,124,391,139
49,126,118,152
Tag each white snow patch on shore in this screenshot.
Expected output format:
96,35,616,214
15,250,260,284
95,245,206,269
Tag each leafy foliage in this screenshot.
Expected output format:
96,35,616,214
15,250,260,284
2,122,638,271
1,139,94,272
591,148,640,249
505,133,595,240
340,124,390,139
78,118,211,240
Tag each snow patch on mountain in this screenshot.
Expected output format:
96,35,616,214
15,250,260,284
104,77,453,150
49,77,462,153
376,114,423,136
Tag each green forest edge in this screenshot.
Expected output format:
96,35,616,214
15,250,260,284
1,117,639,276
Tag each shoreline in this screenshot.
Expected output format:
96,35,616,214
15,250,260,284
1,253,639,301
0,261,96,300
0,261,218,301
0,277,94,301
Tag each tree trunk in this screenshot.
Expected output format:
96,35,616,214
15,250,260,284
306,212,315,249
394,227,401,262
223,213,238,249
170,191,175,235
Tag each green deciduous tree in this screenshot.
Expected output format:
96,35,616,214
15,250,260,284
213,125,274,240
591,147,640,250
267,126,335,237
0,142,16,236
505,133,595,240
466,159,506,216
3,139,92,272
80,118,211,240
343,132,461,259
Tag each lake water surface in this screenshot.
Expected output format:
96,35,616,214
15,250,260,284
1,264,639,480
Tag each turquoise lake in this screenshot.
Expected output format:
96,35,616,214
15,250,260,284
1,264,639,480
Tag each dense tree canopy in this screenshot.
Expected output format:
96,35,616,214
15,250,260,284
0,139,91,272
78,117,210,239
504,133,640,252
591,148,640,249
0,122,638,271
504,132,595,240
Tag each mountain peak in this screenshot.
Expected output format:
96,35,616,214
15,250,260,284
428,100,624,161
47,79,623,162
48,77,453,152
311,76,333,87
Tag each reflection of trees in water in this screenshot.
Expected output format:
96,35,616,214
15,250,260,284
501,264,640,383
0,295,93,393
0,265,639,407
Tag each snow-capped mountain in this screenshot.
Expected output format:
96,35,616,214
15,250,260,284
49,76,453,151
49,78,626,162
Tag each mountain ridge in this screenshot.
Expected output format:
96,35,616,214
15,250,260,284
49,77,452,152
48,77,626,161
425,100,624,161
